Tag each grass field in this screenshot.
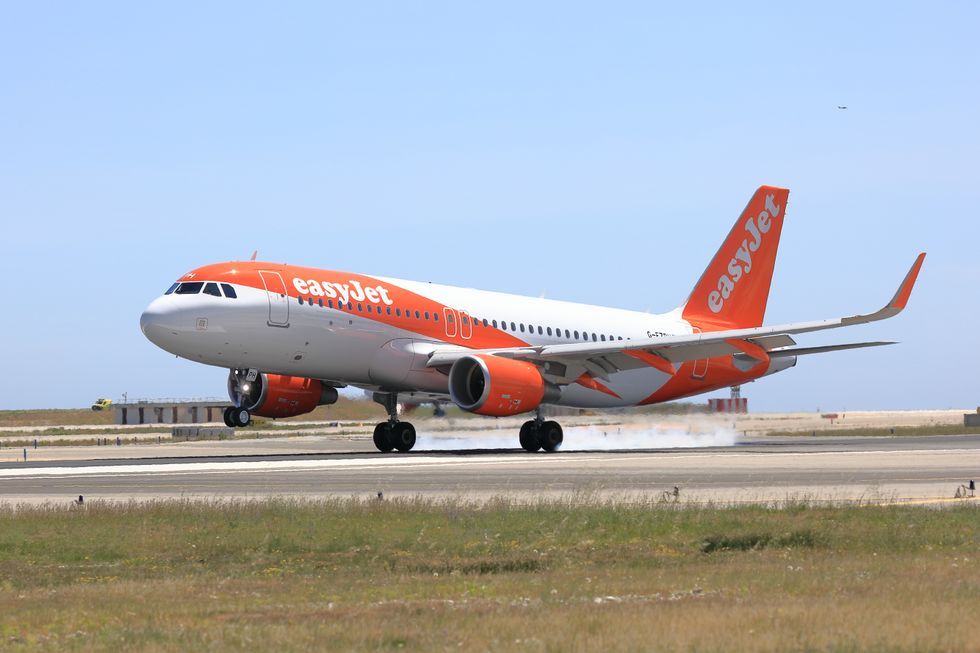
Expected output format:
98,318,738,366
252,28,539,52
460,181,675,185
1,499,978,652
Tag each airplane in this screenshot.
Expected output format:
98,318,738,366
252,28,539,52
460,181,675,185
140,186,925,453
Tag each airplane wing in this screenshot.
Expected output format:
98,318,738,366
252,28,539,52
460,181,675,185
426,253,925,382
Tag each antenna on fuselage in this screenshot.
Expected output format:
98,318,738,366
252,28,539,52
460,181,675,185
250,250,258,261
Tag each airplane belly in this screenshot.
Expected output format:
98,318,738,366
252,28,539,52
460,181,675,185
369,339,450,393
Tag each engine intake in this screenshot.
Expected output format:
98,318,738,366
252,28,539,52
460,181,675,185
448,355,558,417
228,370,338,419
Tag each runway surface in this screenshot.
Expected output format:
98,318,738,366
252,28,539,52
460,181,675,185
1,431,979,504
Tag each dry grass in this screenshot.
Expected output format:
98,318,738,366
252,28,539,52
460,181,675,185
0,498,978,651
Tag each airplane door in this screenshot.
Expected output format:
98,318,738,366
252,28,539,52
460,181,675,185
459,311,473,340
690,326,708,379
443,307,458,338
258,271,289,327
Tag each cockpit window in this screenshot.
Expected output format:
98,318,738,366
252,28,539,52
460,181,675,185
221,284,237,299
164,283,179,295
203,282,221,297
175,282,204,295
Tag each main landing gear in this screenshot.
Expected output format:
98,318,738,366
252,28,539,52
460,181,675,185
372,393,416,453
223,406,251,428
519,415,563,452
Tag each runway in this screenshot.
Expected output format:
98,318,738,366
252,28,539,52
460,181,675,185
1,432,979,504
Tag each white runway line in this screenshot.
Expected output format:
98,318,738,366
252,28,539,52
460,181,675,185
1,447,979,480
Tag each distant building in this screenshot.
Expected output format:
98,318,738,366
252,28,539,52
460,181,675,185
113,400,228,425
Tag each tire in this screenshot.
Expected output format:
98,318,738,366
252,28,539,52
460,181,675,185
392,422,417,452
232,408,251,428
519,420,540,452
373,423,395,453
223,407,235,428
538,420,563,452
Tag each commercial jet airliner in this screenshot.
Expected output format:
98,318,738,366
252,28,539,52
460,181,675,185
140,186,925,453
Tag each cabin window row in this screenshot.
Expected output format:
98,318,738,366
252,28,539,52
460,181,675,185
297,295,627,342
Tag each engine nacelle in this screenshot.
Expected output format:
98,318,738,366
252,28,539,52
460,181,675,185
228,371,338,419
448,355,558,417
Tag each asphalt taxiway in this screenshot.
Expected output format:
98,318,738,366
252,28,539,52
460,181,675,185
1,431,978,505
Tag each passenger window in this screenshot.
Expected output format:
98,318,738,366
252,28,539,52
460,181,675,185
387,307,392,315
366,305,372,313
396,308,402,317
462,316,469,325
519,323,525,333
574,330,579,339
415,310,420,319
347,302,353,310
483,319,489,327
318,298,323,307
434,313,439,322
510,322,516,331
448,313,454,323
297,296,303,305
328,299,334,308
309,297,315,306
565,329,570,338
164,283,179,295
492,320,498,328
424,311,430,320
175,282,204,295
601,334,606,342
537,326,543,335
592,333,598,342
220,284,237,299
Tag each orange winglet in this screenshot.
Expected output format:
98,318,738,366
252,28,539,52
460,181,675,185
726,339,770,367
574,373,622,399
624,349,676,375
889,253,926,310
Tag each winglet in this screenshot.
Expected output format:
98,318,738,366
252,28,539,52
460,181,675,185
887,252,926,311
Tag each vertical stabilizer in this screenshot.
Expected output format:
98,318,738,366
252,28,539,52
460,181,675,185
681,186,789,330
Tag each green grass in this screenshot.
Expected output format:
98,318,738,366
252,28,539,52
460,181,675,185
0,498,978,651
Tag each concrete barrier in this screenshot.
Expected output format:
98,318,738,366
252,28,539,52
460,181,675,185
171,427,235,441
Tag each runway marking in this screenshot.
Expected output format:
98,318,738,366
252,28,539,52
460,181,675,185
2,444,979,481
0,455,618,479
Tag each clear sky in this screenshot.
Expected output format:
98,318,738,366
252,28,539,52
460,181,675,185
1,2,977,411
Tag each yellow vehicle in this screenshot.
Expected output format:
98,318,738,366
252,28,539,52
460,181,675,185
91,398,113,411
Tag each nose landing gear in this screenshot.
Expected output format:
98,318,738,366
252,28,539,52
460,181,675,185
519,416,563,452
372,393,417,453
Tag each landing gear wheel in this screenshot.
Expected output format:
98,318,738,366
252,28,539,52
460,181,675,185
231,407,251,428
223,407,235,428
519,420,541,452
538,420,563,452
373,423,395,453
391,422,417,452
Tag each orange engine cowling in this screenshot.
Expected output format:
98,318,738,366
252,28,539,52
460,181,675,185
229,372,339,419
448,355,558,417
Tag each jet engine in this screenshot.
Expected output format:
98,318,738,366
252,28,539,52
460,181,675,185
448,355,559,417
227,370,338,419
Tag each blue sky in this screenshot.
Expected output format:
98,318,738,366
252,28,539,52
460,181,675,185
1,2,977,411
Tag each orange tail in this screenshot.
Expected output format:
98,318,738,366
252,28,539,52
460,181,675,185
681,185,789,330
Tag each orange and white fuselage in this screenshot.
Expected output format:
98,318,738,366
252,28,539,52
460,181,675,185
140,263,795,408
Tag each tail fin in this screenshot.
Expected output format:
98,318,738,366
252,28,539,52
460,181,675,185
681,185,789,330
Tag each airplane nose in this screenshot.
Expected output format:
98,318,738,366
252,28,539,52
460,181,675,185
140,297,175,347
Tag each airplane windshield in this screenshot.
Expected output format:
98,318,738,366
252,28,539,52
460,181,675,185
164,283,179,295
175,282,204,295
